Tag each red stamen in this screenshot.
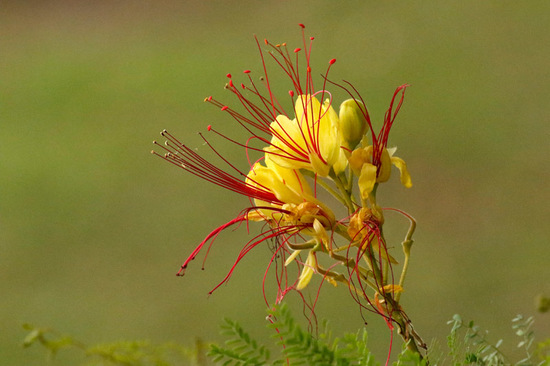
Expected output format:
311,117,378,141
152,130,280,205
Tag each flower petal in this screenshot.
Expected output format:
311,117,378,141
296,251,316,290
358,163,378,199
391,156,412,188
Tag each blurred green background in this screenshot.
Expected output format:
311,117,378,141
2,1,549,364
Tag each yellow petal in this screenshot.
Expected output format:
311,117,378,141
296,252,317,290
285,249,301,266
358,163,377,199
246,158,315,206
295,95,341,176
376,148,392,182
265,156,315,199
391,156,412,188
309,152,330,177
348,146,371,176
332,145,349,175
267,115,310,171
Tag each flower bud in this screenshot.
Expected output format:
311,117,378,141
339,99,368,149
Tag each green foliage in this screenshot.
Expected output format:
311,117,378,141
23,309,549,366
536,339,550,363
443,314,548,366
23,323,85,361
208,303,425,366
22,323,206,366
209,318,271,365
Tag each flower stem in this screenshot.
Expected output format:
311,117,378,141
396,213,416,302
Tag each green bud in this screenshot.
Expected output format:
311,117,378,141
338,99,368,149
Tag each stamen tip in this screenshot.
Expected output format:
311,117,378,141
221,106,229,111
298,23,305,29
294,47,301,53
329,58,336,65
226,73,231,78
207,125,212,131
243,69,251,74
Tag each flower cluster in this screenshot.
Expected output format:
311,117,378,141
153,24,424,354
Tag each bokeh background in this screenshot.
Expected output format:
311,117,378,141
2,1,549,364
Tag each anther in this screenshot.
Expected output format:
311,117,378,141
221,106,229,111
329,58,336,65
243,70,250,74
298,23,305,28
289,90,295,97
294,48,301,53
207,125,212,131
226,73,231,78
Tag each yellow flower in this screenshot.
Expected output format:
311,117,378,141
245,156,335,229
348,146,412,199
266,95,342,177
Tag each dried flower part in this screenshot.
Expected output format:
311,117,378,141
348,207,378,241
